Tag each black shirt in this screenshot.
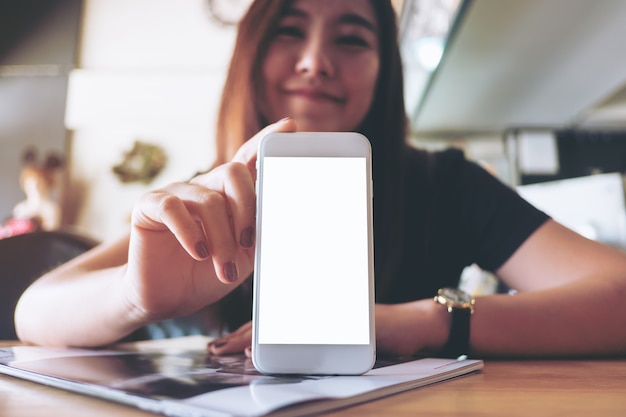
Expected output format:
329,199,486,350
377,147,549,303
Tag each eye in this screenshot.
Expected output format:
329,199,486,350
336,35,370,48
274,25,305,39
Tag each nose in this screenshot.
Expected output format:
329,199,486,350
295,37,334,78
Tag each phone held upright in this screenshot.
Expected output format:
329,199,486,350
252,132,376,375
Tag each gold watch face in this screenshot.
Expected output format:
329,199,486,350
440,288,473,304
436,288,475,312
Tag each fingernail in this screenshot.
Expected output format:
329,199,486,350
278,116,292,123
240,227,254,248
196,241,209,258
223,261,238,283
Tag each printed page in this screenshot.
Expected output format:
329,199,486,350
0,341,482,417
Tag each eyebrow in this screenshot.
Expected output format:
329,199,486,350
338,13,377,34
283,8,378,34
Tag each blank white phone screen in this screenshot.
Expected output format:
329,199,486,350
258,157,370,345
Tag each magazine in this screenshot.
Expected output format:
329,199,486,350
0,336,483,417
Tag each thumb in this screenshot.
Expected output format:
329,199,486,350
232,117,297,179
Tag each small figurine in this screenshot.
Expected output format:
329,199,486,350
10,148,63,232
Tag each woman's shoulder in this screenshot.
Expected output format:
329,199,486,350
404,144,525,203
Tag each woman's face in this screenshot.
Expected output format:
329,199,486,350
260,0,380,132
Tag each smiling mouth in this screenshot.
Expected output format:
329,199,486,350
285,89,346,104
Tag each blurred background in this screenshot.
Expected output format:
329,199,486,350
1,0,236,240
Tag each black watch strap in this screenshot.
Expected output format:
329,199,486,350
442,307,471,358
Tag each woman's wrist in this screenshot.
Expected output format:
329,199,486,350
375,299,451,357
99,264,155,345
419,297,451,353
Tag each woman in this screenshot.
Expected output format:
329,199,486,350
15,0,626,358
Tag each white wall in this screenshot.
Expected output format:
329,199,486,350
66,0,238,240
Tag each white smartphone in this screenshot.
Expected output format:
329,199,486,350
252,132,376,375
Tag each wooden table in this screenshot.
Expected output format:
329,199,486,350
1,340,625,417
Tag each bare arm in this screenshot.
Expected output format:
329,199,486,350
15,119,297,347
472,219,626,357
14,162,258,348
375,220,626,357
15,235,142,346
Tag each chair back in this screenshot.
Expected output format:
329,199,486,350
0,230,98,339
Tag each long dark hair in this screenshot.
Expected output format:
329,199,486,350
214,0,409,328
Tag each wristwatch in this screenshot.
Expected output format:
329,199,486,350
434,287,475,358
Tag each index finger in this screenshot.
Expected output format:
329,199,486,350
232,117,297,179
